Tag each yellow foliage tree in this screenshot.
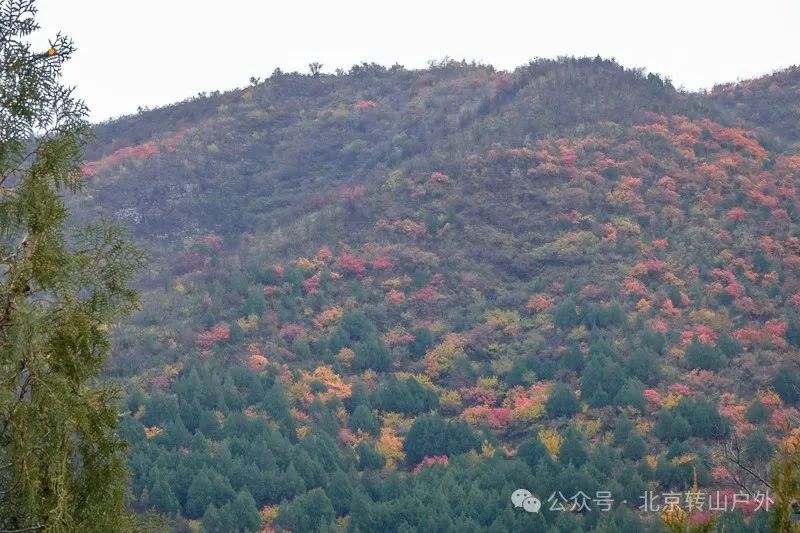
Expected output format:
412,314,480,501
439,390,463,415
539,428,563,460
309,366,352,402
313,305,343,329
295,256,321,271
485,309,521,336
335,347,355,368
424,333,467,378
481,441,496,458
376,427,405,468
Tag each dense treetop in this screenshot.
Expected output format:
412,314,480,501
72,57,800,531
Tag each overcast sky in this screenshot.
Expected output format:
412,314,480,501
34,0,800,123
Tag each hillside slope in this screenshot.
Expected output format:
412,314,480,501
73,58,722,241
709,65,800,147
79,59,800,532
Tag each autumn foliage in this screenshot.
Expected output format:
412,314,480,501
196,323,230,349
86,59,800,529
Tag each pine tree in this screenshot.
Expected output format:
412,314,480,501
622,432,647,461
149,478,181,515
355,442,385,470
745,398,770,425
744,430,773,463
326,470,353,516
200,504,224,533
229,490,261,532
558,428,588,467
545,383,580,418
0,1,145,530
349,403,379,435
517,435,553,469
280,462,307,500
275,487,335,533
612,412,633,446
185,470,215,519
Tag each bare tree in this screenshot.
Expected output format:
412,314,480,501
309,62,323,76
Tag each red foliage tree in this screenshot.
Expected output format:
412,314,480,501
248,354,269,372
727,207,747,222
303,272,321,294
354,99,377,110
487,407,513,429
386,289,405,304
371,256,393,270
668,383,691,396
765,319,787,344
413,455,449,474
263,285,279,297
643,389,662,408
82,129,190,176
316,246,334,262
412,284,439,302
339,185,367,210
682,324,718,345
279,323,307,343
494,73,510,91
629,259,667,277
197,324,230,349
336,253,366,274
602,223,617,242
527,294,554,313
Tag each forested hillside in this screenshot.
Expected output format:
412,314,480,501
76,57,800,532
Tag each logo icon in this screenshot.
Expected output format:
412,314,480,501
522,495,541,513
511,489,541,513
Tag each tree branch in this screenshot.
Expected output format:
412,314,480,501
717,433,773,493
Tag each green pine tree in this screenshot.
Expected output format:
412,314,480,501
229,490,261,532
0,1,145,530
200,504,224,533
185,470,215,519
276,487,335,533
349,403,380,435
149,478,181,515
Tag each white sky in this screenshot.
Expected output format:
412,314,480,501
34,0,800,123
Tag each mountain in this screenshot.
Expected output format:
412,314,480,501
80,58,800,531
